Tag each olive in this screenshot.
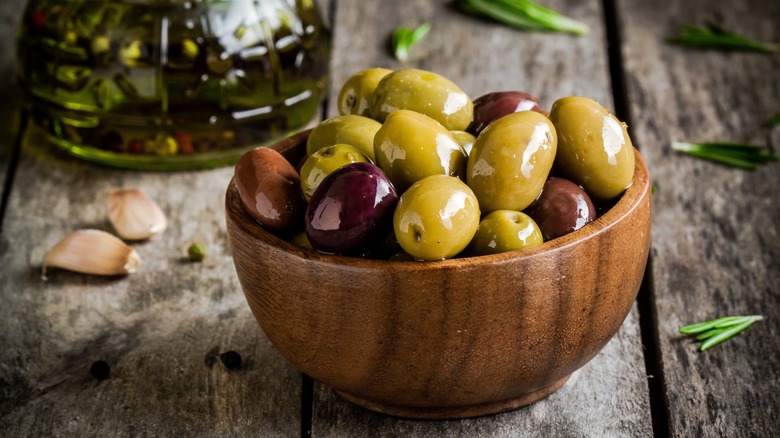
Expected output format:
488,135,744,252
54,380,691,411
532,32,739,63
306,115,381,161
467,110,557,213
374,109,467,193
525,177,596,240
393,175,480,260
299,144,370,201
549,96,635,201
467,91,543,136
305,162,398,255
468,210,543,256
337,67,393,117
371,68,473,131
450,130,476,156
290,231,312,249
234,147,305,234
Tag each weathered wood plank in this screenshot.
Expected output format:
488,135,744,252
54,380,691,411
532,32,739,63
0,0,340,434
616,0,780,436
313,0,653,435
0,0,26,219
0,128,303,436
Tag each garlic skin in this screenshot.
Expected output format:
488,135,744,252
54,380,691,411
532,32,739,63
107,189,167,240
43,229,141,279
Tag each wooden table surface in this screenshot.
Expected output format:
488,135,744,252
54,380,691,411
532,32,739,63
1,0,778,436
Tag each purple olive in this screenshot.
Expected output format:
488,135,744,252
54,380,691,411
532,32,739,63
305,162,398,255
525,177,596,241
467,91,543,136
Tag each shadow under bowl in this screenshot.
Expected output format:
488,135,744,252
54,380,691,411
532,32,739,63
225,129,652,419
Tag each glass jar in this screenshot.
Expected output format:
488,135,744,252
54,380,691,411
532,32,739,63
16,0,330,170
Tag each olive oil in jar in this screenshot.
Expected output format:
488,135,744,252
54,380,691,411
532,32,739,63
16,0,330,170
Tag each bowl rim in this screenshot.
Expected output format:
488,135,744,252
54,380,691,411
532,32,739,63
225,133,651,271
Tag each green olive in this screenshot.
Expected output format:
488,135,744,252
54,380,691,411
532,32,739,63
467,111,557,213
337,67,393,117
290,231,312,249
374,109,467,193
450,130,476,157
371,68,473,131
393,175,480,260
306,115,381,161
300,144,370,201
468,210,543,256
549,96,635,201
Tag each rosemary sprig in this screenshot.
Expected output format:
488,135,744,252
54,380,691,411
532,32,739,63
765,113,780,127
680,315,763,351
391,23,431,62
454,0,588,36
672,141,779,170
667,21,779,52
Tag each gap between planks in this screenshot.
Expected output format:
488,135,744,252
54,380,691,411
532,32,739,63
602,0,671,436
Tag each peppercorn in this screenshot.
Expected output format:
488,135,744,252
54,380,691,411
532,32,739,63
90,360,111,381
220,351,242,370
187,242,206,262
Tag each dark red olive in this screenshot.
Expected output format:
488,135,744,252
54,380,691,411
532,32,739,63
305,162,398,255
525,177,596,240
234,147,305,234
467,91,543,136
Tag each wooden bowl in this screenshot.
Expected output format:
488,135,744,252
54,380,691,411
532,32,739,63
225,130,652,419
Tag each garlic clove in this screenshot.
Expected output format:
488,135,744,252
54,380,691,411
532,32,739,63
107,189,167,240
43,229,141,279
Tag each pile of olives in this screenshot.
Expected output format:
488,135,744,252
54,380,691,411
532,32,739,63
234,68,635,261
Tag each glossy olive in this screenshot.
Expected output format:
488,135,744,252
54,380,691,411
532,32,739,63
467,111,557,213
371,68,473,131
305,162,398,255
234,147,305,234
450,130,476,156
525,177,596,241
393,175,480,260
337,67,393,117
290,231,313,249
467,91,543,136
549,96,635,201
306,115,382,161
300,144,370,201
468,210,543,256
374,109,467,193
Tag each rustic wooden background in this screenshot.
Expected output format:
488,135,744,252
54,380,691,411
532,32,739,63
0,0,778,437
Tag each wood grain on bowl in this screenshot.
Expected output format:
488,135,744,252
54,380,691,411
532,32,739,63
225,132,651,420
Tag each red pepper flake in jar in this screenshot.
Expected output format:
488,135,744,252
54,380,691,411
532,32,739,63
175,130,194,154
128,139,143,154
32,10,45,29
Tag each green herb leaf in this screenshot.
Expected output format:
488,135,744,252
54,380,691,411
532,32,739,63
392,23,431,62
765,113,780,127
679,315,745,334
680,315,763,351
454,0,588,36
667,21,778,52
672,141,779,170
